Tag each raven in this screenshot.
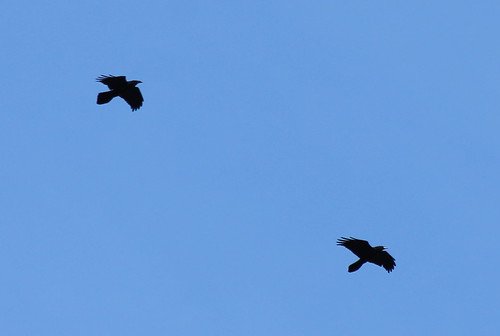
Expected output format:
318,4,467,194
337,237,396,273
96,75,143,111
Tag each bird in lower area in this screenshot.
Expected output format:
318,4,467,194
96,75,143,111
337,237,396,273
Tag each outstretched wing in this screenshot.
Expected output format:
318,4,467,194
337,237,374,259
96,75,128,90
370,251,396,273
119,87,144,111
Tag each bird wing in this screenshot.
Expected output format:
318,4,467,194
370,251,396,273
337,237,374,259
119,87,144,111
96,75,128,90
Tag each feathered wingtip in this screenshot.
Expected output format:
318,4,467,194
96,74,115,82
336,237,357,246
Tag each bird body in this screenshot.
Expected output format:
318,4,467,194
337,237,396,273
96,75,143,111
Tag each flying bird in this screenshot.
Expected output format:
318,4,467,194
96,75,143,111
337,237,396,273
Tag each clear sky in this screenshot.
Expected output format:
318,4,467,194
1,1,499,335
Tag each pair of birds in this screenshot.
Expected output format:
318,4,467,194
96,76,396,274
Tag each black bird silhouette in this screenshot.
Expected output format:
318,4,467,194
337,237,396,273
96,75,143,111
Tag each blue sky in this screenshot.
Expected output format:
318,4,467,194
1,1,499,335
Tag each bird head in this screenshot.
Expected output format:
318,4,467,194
130,80,142,86
374,245,388,252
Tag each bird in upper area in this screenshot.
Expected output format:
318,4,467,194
337,237,396,273
96,75,143,111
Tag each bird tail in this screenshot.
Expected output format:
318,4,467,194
97,91,117,105
348,259,365,272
